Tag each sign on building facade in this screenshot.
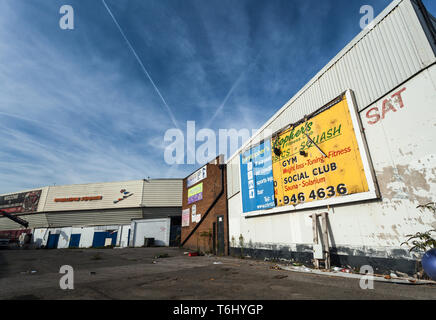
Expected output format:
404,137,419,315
0,190,42,214
240,91,378,215
240,139,275,213
187,183,203,205
187,165,207,188
182,208,190,227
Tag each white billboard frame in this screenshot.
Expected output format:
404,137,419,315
240,89,380,218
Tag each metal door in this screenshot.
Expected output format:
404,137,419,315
212,222,217,255
68,234,81,248
217,215,225,255
47,234,60,249
92,232,107,247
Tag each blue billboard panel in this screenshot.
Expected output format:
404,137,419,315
240,139,275,213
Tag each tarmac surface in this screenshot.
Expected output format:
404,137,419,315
0,247,435,300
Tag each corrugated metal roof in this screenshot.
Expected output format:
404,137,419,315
0,213,48,230
45,208,143,227
142,179,183,207
226,0,436,198
227,0,436,165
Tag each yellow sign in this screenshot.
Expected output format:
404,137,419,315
272,94,369,207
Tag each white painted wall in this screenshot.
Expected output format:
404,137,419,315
32,224,132,248
78,227,95,248
118,225,131,247
227,65,436,260
131,218,171,247
32,228,48,247
43,180,144,212
57,227,72,249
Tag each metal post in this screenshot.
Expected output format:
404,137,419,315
312,213,319,269
321,212,330,269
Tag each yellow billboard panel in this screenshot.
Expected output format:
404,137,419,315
272,94,369,207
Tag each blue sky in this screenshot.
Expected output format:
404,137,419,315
0,0,435,194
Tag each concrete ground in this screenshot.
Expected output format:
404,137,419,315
0,247,435,300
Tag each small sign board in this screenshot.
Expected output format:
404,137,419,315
182,208,190,227
187,165,207,188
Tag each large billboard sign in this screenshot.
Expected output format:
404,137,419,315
240,90,378,215
0,190,42,214
240,139,275,213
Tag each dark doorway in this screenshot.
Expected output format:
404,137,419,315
212,222,217,255
217,215,225,256
169,216,181,247
92,231,117,247
68,234,81,248
46,233,60,249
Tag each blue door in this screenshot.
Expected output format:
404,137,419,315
69,234,81,248
92,231,118,247
92,232,107,247
47,234,60,249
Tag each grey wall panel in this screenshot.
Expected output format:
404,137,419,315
142,207,182,219
45,208,143,227
227,156,240,198
142,179,183,207
0,213,48,230
0,217,21,230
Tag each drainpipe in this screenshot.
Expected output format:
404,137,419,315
181,163,225,247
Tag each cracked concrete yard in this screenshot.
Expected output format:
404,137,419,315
0,247,435,300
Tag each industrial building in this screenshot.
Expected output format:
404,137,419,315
225,0,436,275
0,179,182,248
181,155,229,255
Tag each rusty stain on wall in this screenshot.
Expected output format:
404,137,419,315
376,164,433,205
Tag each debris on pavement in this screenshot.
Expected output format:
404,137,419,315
213,261,223,265
269,264,282,270
395,271,410,278
277,264,436,285
293,262,303,267
20,270,38,275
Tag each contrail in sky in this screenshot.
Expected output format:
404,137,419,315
102,0,179,129
206,52,262,128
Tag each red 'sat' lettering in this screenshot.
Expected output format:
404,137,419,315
366,107,380,125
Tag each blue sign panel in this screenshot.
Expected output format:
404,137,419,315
240,139,275,213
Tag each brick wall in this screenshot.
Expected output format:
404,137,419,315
181,156,228,255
